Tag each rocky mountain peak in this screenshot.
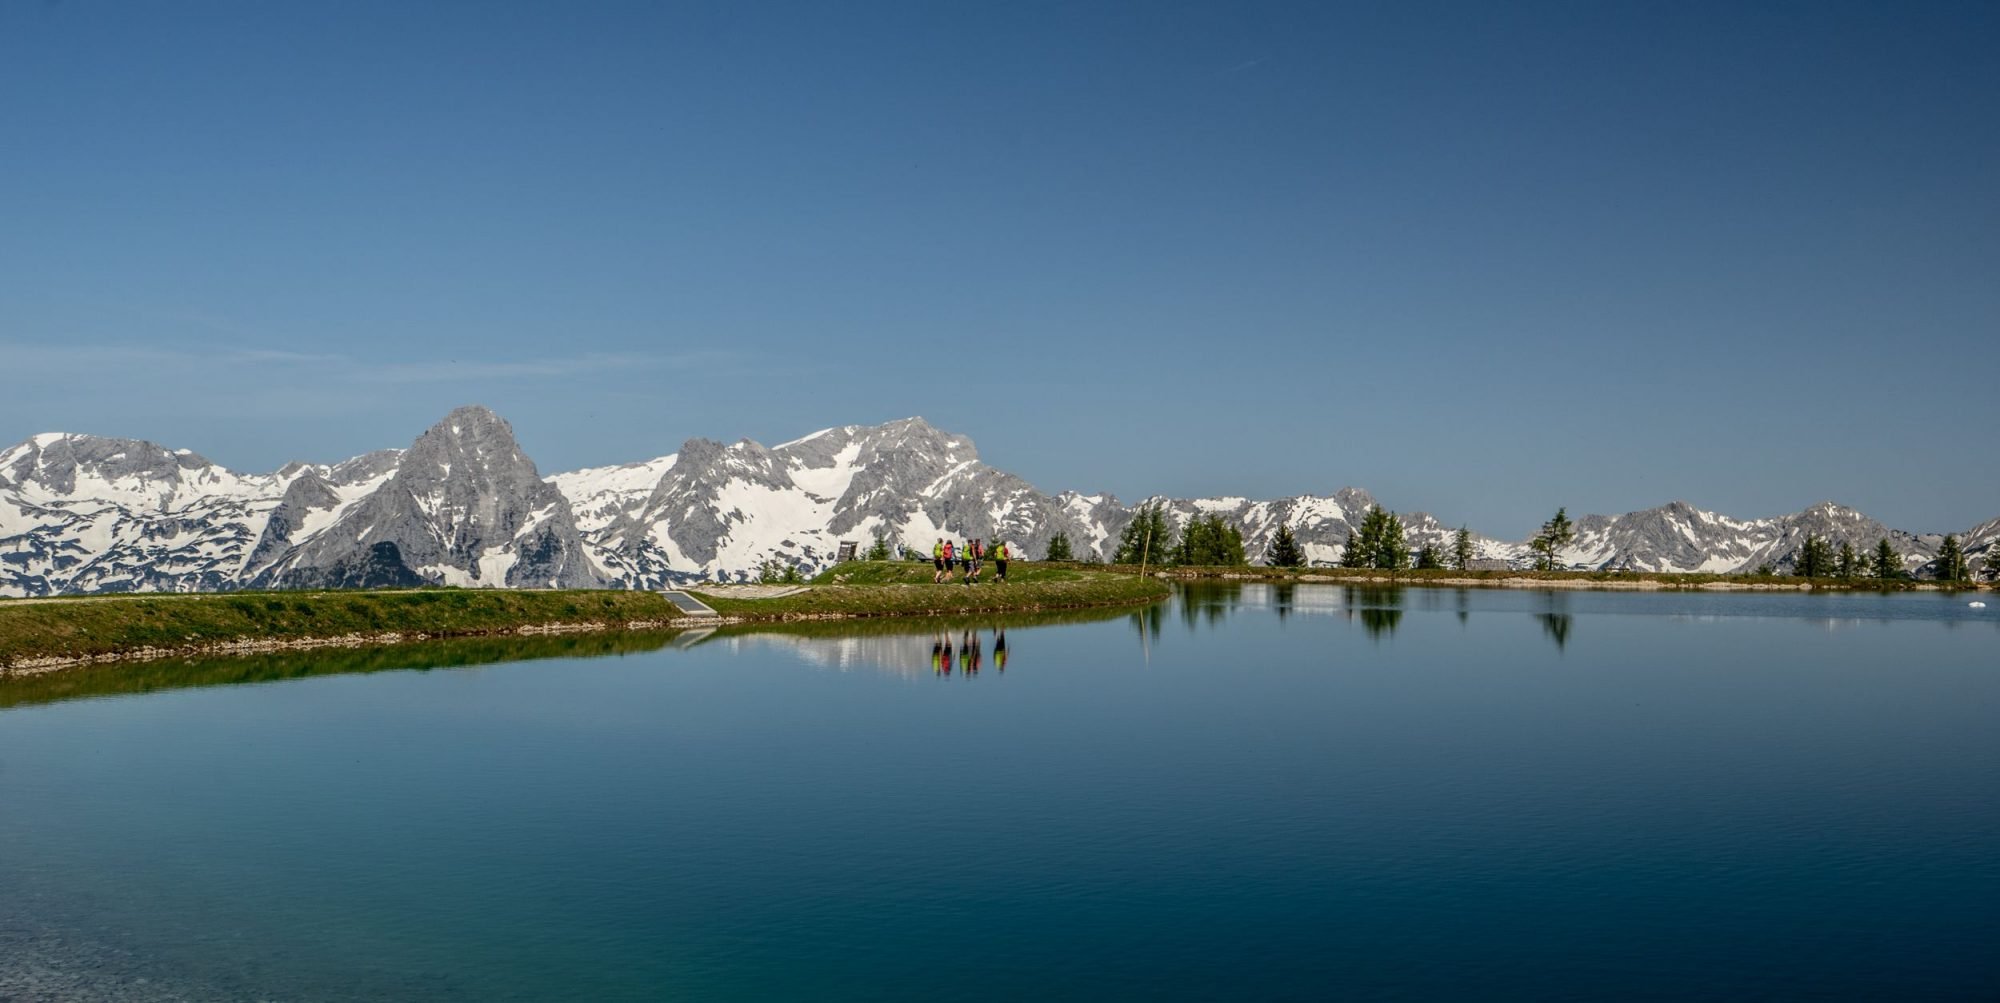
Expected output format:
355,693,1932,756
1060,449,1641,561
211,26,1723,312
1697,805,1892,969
1330,487,1378,511
403,406,532,476
0,432,218,496
251,406,601,590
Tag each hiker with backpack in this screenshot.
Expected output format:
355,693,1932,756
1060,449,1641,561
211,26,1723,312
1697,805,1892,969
993,540,1009,583
932,538,945,583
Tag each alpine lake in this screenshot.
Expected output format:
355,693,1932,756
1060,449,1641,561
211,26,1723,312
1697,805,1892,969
2,584,1995,1002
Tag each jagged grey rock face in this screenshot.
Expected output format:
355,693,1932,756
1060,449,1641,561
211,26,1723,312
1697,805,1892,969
582,418,1107,583
0,434,218,498
1535,500,1939,574
2,407,1994,596
256,406,602,590
0,434,295,596
241,469,343,577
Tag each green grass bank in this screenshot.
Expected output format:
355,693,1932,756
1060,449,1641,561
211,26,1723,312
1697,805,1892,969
0,565,1168,674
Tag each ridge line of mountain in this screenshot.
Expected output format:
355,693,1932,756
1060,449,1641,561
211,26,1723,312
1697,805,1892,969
1,405,1993,597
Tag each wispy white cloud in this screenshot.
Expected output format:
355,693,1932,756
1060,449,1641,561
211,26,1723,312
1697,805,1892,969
369,351,716,384
0,341,733,385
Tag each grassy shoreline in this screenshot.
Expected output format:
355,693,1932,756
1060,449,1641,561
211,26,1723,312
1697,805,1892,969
0,566,1168,676
1095,563,1994,592
5,558,1984,675
0,604,1153,710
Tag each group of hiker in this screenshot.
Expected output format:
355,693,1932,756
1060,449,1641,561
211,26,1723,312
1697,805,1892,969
932,537,1010,584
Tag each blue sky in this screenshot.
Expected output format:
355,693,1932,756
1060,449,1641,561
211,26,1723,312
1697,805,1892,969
3,1,1994,537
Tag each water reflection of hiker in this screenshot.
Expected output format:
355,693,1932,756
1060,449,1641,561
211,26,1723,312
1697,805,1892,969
958,630,974,675
993,627,1007,673
940,634,954,675
963,629,981,676
932,634,945,675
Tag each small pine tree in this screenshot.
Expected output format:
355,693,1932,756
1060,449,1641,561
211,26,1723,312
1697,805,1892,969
1113,504,1175,565
1044,531,1074,562
1874,537,1901,580
1340,527,1368,568
866,534,891,562
1531,508,1576,572
1266,523,1305,568
1382,511,1409,570
1346,506,1408,570
1935,534,1968,582
757,560,778,584
1176,514,1246,566
1837,540,1858,579
1452,527,1474,571
1986,545,2000,582
1415,543,1443,569
1754,562,1775,577
1797,532,1834,578
780,563,803,585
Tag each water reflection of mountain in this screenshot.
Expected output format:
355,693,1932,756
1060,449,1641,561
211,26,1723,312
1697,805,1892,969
718,605,1142,679
0,631,682,710
728,629,1010,679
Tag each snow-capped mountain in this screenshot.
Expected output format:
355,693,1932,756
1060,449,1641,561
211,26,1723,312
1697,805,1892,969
1531,500,1942,576
252,407,602,590
562,418,1105,587
0,432,397,595
1,406,1994,596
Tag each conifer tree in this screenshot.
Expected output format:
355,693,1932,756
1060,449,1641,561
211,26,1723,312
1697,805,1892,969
1265,522,1305,568
1837,540,1858,579
1415,543,1443,569
1796,532,1834,578
1935,534,1968,582
1340,527,1368,568
1530,507,1576,572
1044,531,1074,562
1347,506,1409,570
1113,504,1175,565
1183,515,1245,566
1874,537,1901,580
1452,527,1474,571
866,534,891,561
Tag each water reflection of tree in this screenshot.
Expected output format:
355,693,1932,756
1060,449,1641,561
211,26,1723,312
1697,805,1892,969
1177,583,1243,632
1535,590,1574,652
1357,607,1403,639
1343,586,1404,640
1273,583,1296,622
1537,613,1573,650
1131,603,1165,644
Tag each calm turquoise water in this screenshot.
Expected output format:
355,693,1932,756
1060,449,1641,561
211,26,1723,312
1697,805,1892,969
2,586,1997,1001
